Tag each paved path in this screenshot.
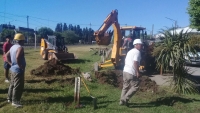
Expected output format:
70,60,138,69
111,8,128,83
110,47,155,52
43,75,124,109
149,75,172,86
149,66,200,86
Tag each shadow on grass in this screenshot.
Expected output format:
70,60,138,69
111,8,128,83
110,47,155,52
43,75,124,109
24,88,60,93
93,96,117,109
0,89,8,94
0,98,8,108
22,96,93,106
25,79,59,84
22,95,114,109
62,59,91,64
128,96,200,108
25,78,74,85
0,88,59,94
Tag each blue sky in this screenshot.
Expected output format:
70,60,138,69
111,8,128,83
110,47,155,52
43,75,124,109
0,0,190,34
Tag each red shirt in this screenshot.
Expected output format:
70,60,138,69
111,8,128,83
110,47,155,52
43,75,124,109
3,42,12,61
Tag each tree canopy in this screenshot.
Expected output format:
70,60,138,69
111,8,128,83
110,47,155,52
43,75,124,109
1,22,96,44
0,29,15,41
188,0,200,30
62,30,79,44
37,27,54,39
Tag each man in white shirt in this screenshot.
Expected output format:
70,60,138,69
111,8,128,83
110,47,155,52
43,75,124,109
119,39,143,107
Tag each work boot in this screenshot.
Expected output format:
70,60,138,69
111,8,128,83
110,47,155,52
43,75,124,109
119,99,129,107
5,79,9,83
12,101,23,108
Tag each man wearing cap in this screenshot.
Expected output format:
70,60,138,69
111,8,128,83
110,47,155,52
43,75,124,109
119,39,143,107
3,35,13,83
5,33,26,108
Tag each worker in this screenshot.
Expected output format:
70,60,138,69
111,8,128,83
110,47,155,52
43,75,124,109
5,33,26,108
119,39,143,107
122,36,133,49
3,35,13,83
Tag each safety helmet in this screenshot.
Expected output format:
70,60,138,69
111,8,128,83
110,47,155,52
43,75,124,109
133,39,142,45
14,33,25,40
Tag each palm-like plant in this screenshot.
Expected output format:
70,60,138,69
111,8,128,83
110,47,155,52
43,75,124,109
155,28,198,94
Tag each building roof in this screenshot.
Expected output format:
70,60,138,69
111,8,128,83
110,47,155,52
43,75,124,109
155,26,200,38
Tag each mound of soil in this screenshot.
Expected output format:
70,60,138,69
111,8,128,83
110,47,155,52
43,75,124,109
30,58,80,76
95,70,158,93
95,70,123,88
139,76,158,92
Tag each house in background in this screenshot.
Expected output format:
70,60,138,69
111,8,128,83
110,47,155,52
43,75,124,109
154,26,200,39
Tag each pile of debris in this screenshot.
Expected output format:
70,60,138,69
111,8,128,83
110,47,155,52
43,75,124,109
30,58,80,76
95,70,158,93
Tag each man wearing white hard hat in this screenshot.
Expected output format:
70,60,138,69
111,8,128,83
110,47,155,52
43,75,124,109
119,39,143,107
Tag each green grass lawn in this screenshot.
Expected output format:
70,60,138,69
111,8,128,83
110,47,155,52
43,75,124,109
0,45,200,113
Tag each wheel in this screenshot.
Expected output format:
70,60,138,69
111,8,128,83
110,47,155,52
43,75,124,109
48,52,53,60
42,50,48,60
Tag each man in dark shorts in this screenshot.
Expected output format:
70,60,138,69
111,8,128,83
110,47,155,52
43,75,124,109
3,35,13,83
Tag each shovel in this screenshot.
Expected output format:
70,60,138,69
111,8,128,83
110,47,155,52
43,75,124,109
81,76,98,109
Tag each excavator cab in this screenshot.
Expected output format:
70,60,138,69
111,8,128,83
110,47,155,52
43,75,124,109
121,26,146,42
40,35,76,61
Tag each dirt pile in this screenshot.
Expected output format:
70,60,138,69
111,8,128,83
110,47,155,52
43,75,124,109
95,70,123,88
95,70,158,93
30,58,80,76
139,76,157,92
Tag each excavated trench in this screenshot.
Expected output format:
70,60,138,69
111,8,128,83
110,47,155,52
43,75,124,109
30,58,158,93
95,70,158,93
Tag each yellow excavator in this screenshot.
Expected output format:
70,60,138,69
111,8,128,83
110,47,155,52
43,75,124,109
40,35,76,60
94,9,147,71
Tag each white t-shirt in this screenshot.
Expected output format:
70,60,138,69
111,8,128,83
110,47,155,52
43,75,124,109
123,48,141,75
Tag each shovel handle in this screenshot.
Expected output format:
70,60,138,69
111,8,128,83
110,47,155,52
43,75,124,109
81,77,91,95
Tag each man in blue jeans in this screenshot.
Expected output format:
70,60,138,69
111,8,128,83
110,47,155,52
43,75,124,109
3,35,12,83
5,33,26,108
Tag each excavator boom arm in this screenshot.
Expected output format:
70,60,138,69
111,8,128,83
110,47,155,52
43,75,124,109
94,9,123,67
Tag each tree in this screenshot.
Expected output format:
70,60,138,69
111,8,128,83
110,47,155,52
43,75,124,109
54,32,62,39
55,23,62,32
62,30,79,44
68,24,73,31
0,29,15,41
37,27,54,39
63,23,68,31
188,0,200,30
154,29,198,94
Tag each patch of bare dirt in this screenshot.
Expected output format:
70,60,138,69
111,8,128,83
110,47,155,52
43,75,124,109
26,77,75,85
95,70,123,88
30,58,80,76
95,70,158,93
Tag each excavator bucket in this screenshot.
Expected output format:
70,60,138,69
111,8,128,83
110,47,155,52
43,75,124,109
52,52,76,60
95,32,113,45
